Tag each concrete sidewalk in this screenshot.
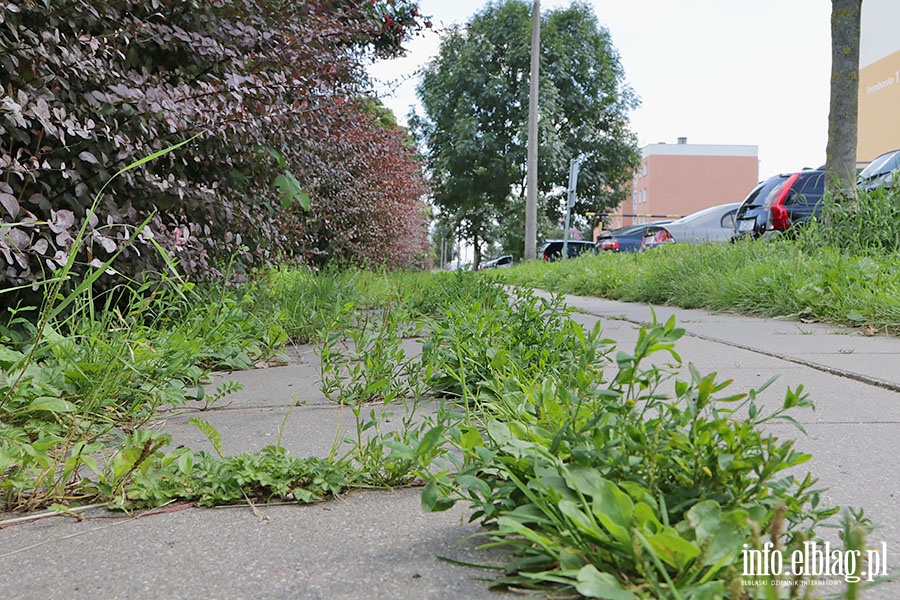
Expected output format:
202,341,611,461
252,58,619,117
1,296,898,599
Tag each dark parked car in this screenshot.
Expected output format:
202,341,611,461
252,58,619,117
540,239,596,261
478,255,513,269
733,169,826,239
596,221,673,253
642,203,740,250
858,149,900,190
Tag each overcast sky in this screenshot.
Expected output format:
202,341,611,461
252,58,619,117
368,0,833,181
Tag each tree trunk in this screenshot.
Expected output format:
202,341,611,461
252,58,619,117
472,227,481,269
825,0,862,203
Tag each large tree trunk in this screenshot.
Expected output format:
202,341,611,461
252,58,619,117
825,0,863,202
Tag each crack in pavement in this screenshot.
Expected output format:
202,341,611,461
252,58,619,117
580,309,900,395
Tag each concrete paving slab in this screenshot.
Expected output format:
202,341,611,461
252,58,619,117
199,362,332,409
0,488,511,600
765,421,900,600
158,404,348,458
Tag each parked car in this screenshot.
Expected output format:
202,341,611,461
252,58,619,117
858,148,900,190
443,260,471,271
596,221,673,253
540,239,596,261
641,203,741,250
732,169,826,239
478,255,513,269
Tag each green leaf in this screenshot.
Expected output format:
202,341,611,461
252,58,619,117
0,344,25,369
496,515,556,554
415,425,446,457
702,522,746,567
575,565,635,599
685,502,749,564
454,475,492,497
274,171,311,210
261,145,287,168
26,396,76,413
686,500,722,543
188,417,224,458
562,464,605,497
559,500,605,540
633,502,664,533
177,451,194,475
421,481,455,512
620,481,657,509
682,581,727,600
458,426,483,450
645,531,701,569
591,478,634,545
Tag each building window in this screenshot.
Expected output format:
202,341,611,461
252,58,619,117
642,162,648,177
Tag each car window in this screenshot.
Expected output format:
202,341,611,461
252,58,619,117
720,210,736,228
567,242,593,256
859,150,900,182
739,182,765,208
788,172,825,206
742,176,787,208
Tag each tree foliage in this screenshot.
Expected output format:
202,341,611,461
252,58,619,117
0,0,430,305
413,0,640,261
292,100,432,269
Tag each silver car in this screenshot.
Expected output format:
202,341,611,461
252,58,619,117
641,203,741,250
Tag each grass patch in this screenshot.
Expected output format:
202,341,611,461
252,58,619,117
493,238,900,332
0,263,880,598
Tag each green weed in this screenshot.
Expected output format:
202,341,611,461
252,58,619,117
0,142,279,511
417,294,853,598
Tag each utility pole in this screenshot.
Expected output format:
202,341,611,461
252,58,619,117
524,0,540,260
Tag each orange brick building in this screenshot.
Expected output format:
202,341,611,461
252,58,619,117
609,138,759,230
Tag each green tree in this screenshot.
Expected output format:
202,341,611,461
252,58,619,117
413,0,639,264
825,0,863,201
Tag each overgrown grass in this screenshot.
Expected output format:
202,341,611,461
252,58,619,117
494,236,900,332
803,185,900,254
251,266,468,343
0,276,289,510
0,260,881,597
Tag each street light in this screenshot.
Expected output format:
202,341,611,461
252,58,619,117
524,0,540,260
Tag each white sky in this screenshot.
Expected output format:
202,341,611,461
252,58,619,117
368,0,833,180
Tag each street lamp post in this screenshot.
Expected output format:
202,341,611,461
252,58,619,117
524,0,540,260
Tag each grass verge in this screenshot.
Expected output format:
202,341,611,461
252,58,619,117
492,238,900,333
